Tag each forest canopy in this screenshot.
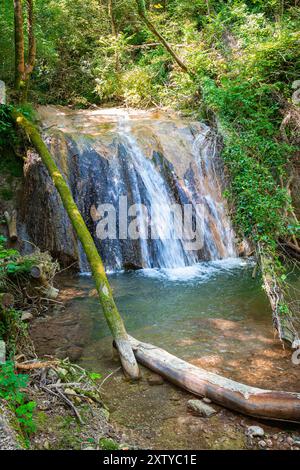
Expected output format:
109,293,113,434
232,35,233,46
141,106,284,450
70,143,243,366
1,0,299,108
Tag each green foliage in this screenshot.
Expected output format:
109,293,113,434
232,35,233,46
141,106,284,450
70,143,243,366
99,437,120,450
0,361,36,435
0,236,34,354
0,236,34,279
0,105,23,177
202,77,295,247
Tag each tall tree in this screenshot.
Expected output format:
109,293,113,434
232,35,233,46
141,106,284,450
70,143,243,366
108,0,120,73
13,0,36,101
14,0,25,93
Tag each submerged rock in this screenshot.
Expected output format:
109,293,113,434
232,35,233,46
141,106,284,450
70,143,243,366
187,399,217,417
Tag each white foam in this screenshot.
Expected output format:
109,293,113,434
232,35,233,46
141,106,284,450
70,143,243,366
139,258,252,282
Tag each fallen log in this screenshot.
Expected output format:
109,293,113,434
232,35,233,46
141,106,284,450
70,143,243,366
30,264,59,299
129,336,300,423
15,360,59,370
4,210,18,242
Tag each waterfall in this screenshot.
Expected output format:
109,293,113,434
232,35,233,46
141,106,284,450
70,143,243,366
22,107,237,272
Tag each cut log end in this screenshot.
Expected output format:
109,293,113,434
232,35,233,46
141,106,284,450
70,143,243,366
30,265,42,279
114,337,140,380
4,210,18,243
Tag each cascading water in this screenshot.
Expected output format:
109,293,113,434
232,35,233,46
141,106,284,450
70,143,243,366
21,106,237,272
117,117,195,269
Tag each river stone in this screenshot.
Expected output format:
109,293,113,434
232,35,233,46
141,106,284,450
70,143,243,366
147,373,164,386
246,425,265,438
258,440,266,448
0,341,6,364
202,397,212,404
21,311,34,322
187,399,217,417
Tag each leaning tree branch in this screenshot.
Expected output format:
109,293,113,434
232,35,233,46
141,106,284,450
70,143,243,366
135,0,190,75
11,110,139,380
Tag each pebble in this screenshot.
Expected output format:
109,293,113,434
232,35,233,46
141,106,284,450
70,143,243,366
64,388,76,395
21,312,33,322
202,397,212,404
147,374,164,386
266,439,273,447
43,440,50,450
187,399,217,417
287,437,294,445
258,440,266,448
246,425,265,438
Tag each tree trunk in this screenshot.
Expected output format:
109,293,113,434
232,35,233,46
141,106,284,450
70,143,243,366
30,265,59,299
13,0,25,92
108,0,120,73
13,0,36,102
259,244,299,348
4,210,18,242
26,0,36,75
129,336,300,423
135,0,190,75
21,0,36,102
11,110,140,379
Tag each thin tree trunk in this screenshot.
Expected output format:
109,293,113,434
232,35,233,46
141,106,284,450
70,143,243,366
108,0,120,73
14,0,25,92
26,0,36,75
129,336,300,423
13,0,36,102
11,110,140,379
4,210,18,242
135,0,190,75
259,244,299,348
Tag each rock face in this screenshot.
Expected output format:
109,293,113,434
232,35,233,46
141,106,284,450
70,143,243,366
20,107,237,271
187,399,217,417
0,401,21,450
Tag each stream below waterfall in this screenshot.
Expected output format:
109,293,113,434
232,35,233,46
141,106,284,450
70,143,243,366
31,260,300,450
26,106,300,449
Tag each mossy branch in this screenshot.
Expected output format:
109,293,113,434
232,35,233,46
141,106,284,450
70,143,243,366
11,109,139,379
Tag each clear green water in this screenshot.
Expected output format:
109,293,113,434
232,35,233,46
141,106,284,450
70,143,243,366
63,258,273,368
49,259,299,449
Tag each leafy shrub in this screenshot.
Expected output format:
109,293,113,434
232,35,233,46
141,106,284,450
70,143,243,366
0,361,36,435
121,67,158,107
